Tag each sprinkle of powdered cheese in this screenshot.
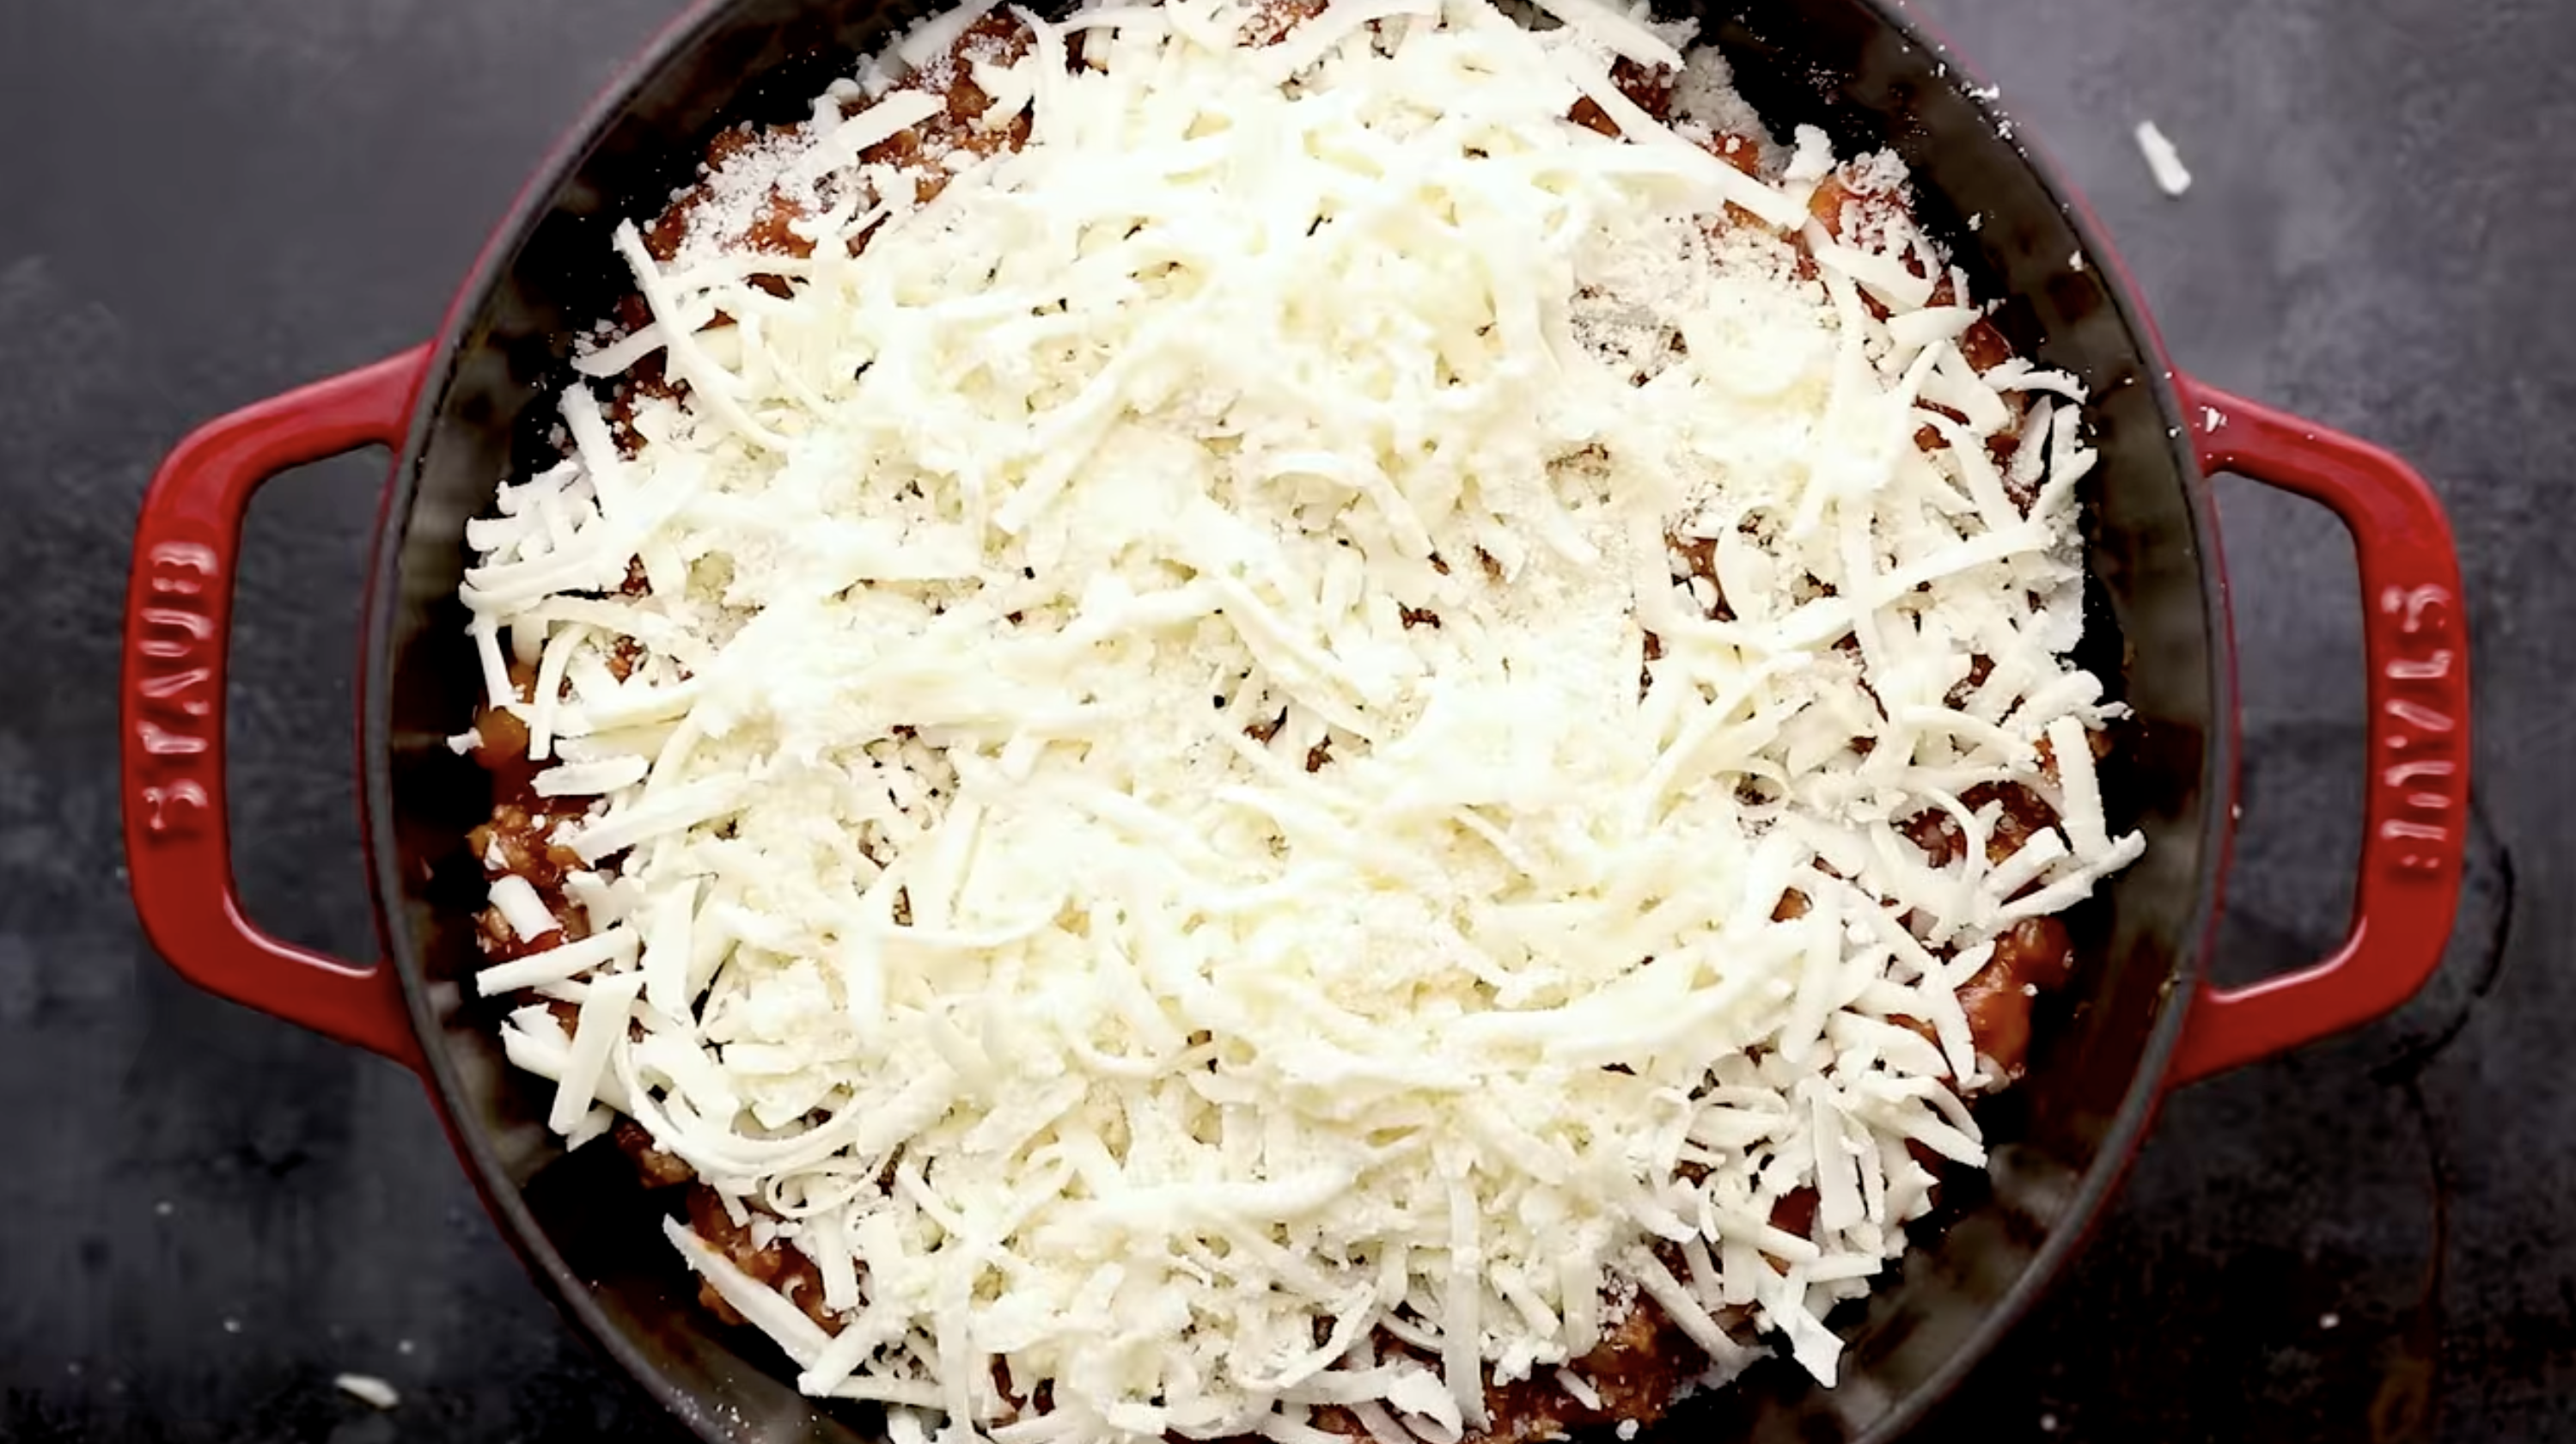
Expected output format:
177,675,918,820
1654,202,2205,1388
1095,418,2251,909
460,1,2141,1440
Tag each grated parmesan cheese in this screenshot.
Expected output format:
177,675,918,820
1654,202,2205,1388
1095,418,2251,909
460,0,2140,1438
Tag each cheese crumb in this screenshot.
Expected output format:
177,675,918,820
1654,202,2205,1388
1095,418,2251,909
334,1374,402,1410
2133,119,2192,197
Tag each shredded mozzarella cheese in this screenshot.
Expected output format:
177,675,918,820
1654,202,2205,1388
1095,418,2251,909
459,1,2141,1438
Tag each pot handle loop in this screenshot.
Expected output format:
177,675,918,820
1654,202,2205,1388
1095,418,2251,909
122,346,435,1067
2169,379,2472,1083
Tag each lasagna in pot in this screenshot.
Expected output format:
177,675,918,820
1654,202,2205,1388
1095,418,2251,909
449,1,2139,1441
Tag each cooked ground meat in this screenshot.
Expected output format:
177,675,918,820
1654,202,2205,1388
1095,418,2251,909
1474,1300,1699,1444
684,1185,839,1332
1905,762,2091,878
1664,532,1734,621
1889,785,2087,1079
1567,56,1679,138
640,122,810,264
613,1118,697,1190
852,15,1038,207
1954,915,2077,1081
1240,0,1328,46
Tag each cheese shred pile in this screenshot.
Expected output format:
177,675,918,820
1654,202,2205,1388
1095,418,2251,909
458,0,2140,1439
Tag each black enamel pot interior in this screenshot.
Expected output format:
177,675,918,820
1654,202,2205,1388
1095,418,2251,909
364,2,2226,1440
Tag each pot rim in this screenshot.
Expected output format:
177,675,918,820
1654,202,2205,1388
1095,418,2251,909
357,2,2235,1437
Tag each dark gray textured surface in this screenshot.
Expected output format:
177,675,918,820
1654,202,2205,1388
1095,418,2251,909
0,0,2562,1439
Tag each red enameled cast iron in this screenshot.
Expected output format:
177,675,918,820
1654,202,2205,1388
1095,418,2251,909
119,0,2474,1439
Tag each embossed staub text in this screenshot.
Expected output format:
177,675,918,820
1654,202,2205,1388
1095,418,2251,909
2374,583,2461,876
131,541,222,838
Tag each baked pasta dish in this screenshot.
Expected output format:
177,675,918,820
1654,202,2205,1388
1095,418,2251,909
449,1,2140,1439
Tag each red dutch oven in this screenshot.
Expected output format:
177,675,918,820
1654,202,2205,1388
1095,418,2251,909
119,0,2474,1439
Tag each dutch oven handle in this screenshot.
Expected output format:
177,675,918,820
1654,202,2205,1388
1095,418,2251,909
2168,379,2473,1083
121,346,436,1068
